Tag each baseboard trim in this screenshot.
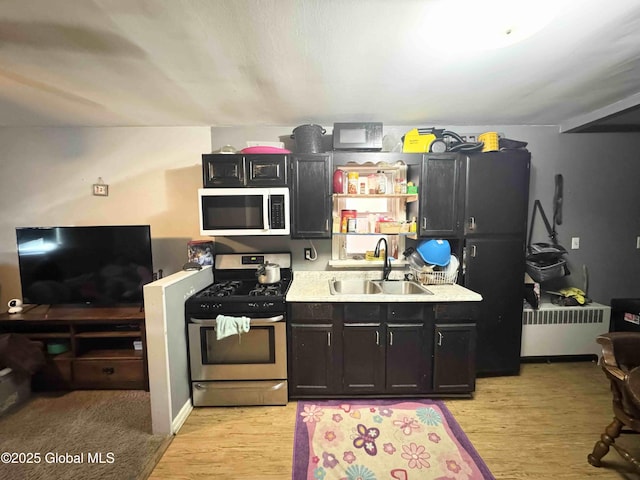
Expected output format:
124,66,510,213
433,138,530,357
171,399,193,434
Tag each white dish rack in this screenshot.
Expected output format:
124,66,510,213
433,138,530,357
410,254,459,285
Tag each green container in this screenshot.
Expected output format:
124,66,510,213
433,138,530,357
47,342,69,355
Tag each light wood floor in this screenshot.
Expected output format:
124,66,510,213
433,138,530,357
149,361,640,480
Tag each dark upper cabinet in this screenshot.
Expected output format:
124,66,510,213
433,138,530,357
202,153,288,187
419,153,463,237
202,154,244,187
244,154,288,186
291,153,332,238
464,151,531,235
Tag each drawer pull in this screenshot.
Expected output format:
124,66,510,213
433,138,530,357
102,367,115,375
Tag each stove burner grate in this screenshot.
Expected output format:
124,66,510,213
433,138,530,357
249,283,283,296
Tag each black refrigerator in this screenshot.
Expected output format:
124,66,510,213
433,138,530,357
462,150,531,376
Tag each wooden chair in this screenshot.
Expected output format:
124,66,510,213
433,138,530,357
588,332,640,472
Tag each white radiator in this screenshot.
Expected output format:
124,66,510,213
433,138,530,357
520,302,611,358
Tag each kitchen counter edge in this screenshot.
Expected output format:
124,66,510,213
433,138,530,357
286,271,482,303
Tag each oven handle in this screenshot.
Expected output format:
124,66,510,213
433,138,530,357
190,315,284,327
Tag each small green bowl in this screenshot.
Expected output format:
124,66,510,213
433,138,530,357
47,342,69,355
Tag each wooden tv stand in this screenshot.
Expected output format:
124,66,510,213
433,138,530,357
0,305,148,391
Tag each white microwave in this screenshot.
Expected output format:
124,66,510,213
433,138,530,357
198,187,290,236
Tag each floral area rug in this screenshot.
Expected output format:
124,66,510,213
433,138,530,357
292,399,494,480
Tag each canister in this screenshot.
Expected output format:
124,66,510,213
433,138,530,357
340,209,357,233
333,169,346,194
347,172,359,194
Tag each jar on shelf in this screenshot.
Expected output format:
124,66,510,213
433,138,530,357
347,172,359,194
367,174,378,194
333,169,346,194
341,209,357,233
376,171,387,194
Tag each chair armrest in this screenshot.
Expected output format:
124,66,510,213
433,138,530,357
603,364,628,382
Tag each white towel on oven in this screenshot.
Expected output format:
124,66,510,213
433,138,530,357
215,314,251,340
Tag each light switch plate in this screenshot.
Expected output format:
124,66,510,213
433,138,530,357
93,184,109,196
571,237,580,249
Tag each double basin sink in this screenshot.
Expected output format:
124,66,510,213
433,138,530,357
329,279,433,296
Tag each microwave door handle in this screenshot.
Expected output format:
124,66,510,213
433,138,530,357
263,193,270,230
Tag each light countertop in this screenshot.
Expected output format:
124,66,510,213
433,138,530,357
286,271,483,303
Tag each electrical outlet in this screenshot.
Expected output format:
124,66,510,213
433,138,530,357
571,237,580,249
304,248,313,261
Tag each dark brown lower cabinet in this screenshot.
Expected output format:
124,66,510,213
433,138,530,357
386,323,429,393
288,301,478,399
342,323,385,393
288,303,339,396
433,323,476,393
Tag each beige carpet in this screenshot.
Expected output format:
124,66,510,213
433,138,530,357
0,390,170,480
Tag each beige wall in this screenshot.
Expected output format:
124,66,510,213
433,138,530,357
0,126,212,307
1,125,639,308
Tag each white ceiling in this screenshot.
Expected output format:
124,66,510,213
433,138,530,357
2,0,640,131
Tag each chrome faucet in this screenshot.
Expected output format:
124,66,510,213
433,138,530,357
374,238,391,281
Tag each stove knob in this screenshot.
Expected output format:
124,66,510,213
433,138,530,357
248,302,259,308
263,302,275,308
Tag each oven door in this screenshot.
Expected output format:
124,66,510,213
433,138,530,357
188,315,287,381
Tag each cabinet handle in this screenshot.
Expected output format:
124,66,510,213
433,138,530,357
389,331,394,346
422,217,427,230
437,331,443,346
327,332,331,347
102,367,115,375
469,216,476,230
375,331,380,346
325,219,329,232
470,245,477,257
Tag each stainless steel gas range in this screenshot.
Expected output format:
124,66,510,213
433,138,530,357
185,252,292,406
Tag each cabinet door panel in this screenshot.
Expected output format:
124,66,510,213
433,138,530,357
342,323,384,393
465,151,530,235
202,154,244,187
291,154,332,238
420,154,461,237
386,324,429,393
245,154,288,186
465,237,525,375
433,324,476,392
289,324,336,395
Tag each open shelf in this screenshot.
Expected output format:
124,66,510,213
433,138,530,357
75,331,141,339
333,193,418,202
0,306,147,391
76,349,143,360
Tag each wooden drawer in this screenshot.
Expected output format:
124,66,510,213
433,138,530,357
434,302,480,321
289,303,334,322
343,303,381,322
387,304,425,322
73,359,144,389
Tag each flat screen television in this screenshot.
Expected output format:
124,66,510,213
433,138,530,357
16,225,153,306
